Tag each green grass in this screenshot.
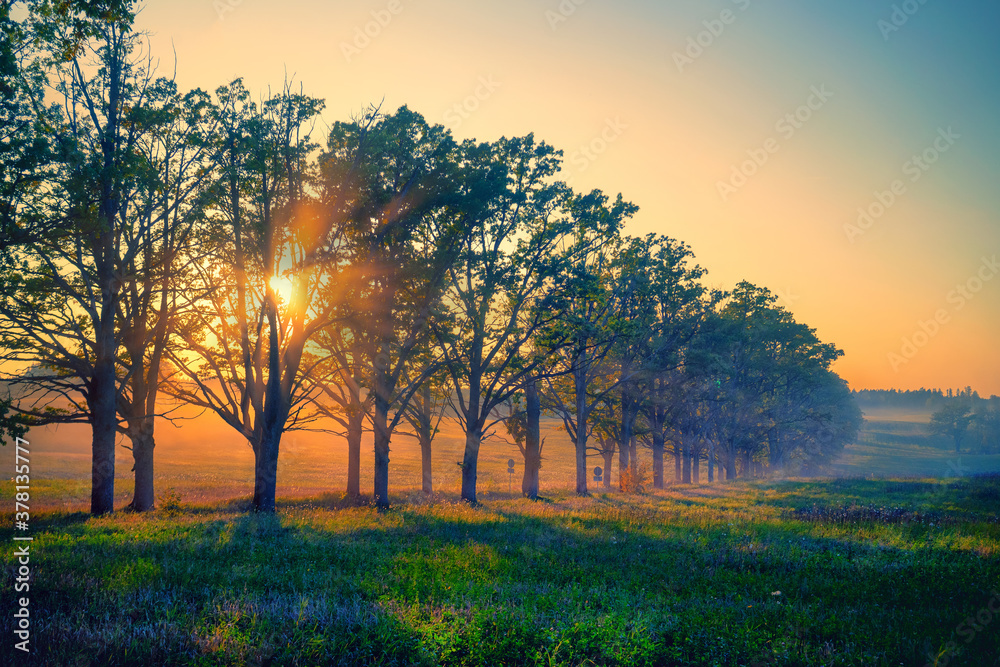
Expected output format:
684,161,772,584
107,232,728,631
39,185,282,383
3,477,999,666
832,409,1000,478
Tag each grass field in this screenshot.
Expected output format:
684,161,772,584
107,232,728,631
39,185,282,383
3,405,1000,665
2,477,999,666
832,406,1000,478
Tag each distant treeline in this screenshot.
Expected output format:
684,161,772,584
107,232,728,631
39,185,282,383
853,387,998,410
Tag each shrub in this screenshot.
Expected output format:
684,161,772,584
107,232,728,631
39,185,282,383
620,459,649,494
157,488,184,516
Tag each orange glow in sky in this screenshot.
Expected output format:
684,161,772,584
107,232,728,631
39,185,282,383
136,0,1000,396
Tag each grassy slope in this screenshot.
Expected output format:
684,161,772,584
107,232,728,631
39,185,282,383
2,478,999,666
832,406,1000,478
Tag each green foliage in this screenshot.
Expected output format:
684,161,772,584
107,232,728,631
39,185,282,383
930,400,975,453
0,394,29,442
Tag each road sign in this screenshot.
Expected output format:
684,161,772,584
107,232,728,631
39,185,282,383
593,466,602,482
507,459,515,493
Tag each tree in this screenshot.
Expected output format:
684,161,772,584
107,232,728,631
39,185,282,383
115,79,218,510
319,106,483,509
166,79,331,512
692,282,849,481
500,378,545,499
794,373,862,474
929,399,974,453
969,399,1000,454
397,343,451,496
541,190,635,495
307,298,376,500
0,1,181,514
611,233,708,487
434,135,572,504
589,387,621,490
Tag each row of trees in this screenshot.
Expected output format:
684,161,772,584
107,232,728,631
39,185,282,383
0,1,861,515
853,387,998,412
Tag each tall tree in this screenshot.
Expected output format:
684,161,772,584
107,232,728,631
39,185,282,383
319,106,483,509
0,1,182,514
541,190,635,495
434,135,573,504
166,79,331,512
610,234,708,487
116,79,217,510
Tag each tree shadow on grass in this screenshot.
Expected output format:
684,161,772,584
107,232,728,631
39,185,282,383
11,493,1000,666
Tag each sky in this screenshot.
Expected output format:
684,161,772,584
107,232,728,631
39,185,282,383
134,0,1000,397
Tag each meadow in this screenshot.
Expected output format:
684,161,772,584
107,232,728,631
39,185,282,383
833,406,1000,478
2,407,999,666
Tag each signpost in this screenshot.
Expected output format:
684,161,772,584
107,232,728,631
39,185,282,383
593,466,603,483
507,459,515,494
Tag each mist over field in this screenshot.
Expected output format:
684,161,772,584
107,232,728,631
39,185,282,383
3,1,1000,665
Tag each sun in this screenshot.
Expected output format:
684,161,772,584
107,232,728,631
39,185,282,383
269,274,295,304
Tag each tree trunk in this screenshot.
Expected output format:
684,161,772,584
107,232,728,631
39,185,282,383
461,428,481,503
346,402,363,499
252,379,285,513
652,427,664,489
725,450,736,481
420,433,433,496
618,387,632,490
128,424,155,512
252,432,279,512
251,291,294,513
692,448,700,484
372,343,392,509
742,451,751,479
767,428,781,470
522,378,541,499
673,441,682,482
601,450,614,489
372,401,390,509
419,385,433,496
90,338,117,515
629,438,637,474
574,365,589,495
707,442,715,483
682,436,692,484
